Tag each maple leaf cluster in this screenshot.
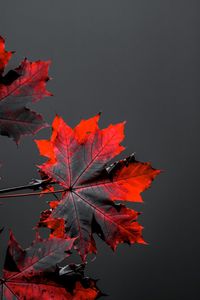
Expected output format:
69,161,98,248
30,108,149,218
1,232,101,299
0,36,51,144
0,36,160,299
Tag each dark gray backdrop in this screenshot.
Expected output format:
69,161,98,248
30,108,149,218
0,1,199,299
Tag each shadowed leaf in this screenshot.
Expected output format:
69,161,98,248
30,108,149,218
0,36,52,144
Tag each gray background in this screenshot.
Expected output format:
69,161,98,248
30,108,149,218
0,1,199,299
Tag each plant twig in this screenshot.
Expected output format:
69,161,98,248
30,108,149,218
0,179,50,194
0,179,65,199
0,189,66,199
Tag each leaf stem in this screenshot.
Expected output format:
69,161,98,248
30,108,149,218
0,179,66,199
0,189,66,199
0,179,49,194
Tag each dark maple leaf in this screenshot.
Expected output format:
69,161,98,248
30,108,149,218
0,232,101,299
0,36,52,144
36,114,160,260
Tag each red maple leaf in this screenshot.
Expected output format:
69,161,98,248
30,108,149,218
0,36,13,74
36,114,160,260
0,232,100,299
0,36,52,144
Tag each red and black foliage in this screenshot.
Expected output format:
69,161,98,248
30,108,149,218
0,232,101,299
36,114,160,260
0,35,161,299
0,36,51,144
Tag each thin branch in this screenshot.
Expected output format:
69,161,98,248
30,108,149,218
0,179,51,194
0,188,66,199
0,179,66,199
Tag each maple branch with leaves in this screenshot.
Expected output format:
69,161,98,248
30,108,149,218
0,35,161,299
